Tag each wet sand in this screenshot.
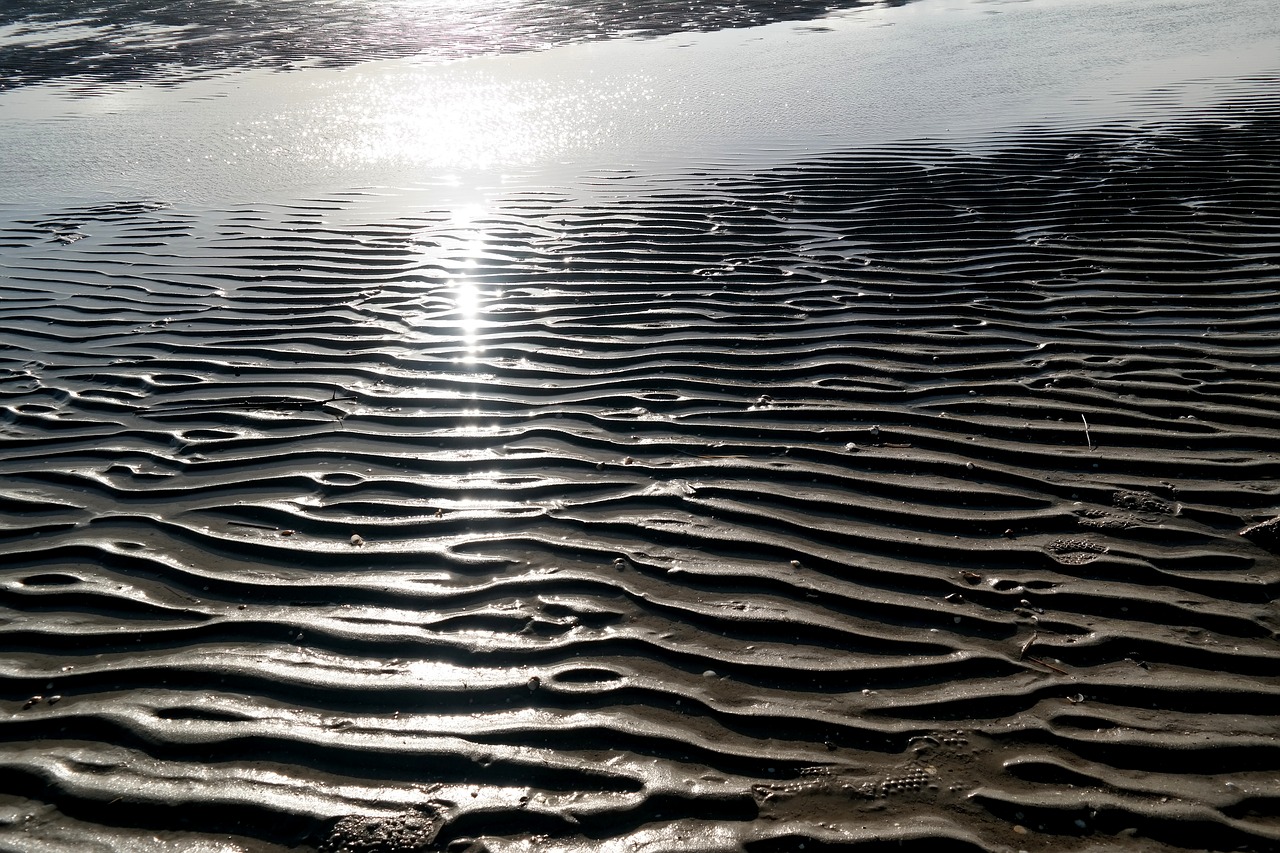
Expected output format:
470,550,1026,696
1,1,1279,851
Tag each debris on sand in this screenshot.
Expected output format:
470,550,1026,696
319,810,442,853
1239,516,1280,551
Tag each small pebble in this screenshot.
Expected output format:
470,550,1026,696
350,534,365,547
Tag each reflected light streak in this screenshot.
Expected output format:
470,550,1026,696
445,204,491,365
451,256,484,364
453,276,482,365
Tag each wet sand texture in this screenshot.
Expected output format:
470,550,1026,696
2,66,1280,853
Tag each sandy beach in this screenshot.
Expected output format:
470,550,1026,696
1,1,1279,851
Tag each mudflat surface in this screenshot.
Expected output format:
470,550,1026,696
1,1,1279,852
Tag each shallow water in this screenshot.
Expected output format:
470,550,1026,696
3,0,1278,202
1,1,1279,852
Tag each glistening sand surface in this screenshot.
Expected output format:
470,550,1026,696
1,1,1279,851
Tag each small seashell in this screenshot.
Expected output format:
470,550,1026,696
349,534,365,547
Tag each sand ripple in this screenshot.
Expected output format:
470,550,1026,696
1,83,1279,851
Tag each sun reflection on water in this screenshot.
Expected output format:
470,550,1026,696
454,278,482,364
446,204,490,365
313,63,620,172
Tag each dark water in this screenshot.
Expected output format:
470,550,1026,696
0,0,909,92
1,2,1279,852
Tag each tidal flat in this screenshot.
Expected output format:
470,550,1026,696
1,1,1279,851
